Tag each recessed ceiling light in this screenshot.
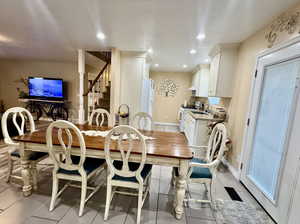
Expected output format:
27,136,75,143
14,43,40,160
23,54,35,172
154,63,159,67
148,48,153,54
205,58,210,63
196,33,206,40
96,32,106,40
190,49,197,54
183,64,187,68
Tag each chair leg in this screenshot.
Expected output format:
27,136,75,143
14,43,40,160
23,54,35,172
137,186,143,224
79,178,87,217
50,175,59,212
6,153,13,183
104,182,112,221
31,162,38,191
209,180,215,210
204,182,208,193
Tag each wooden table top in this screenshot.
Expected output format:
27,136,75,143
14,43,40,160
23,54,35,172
13,124,193,160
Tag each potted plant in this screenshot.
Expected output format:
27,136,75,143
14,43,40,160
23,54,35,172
15,77,29,98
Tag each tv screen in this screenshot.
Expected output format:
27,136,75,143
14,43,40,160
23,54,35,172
28,77,63,99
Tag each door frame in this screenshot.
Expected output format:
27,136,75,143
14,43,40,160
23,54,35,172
239,36,300,223
240,36,300,178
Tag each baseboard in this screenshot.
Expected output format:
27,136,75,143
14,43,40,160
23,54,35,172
222,158,240,180
154,122,179,127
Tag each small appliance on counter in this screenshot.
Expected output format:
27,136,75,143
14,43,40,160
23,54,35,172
195,101,204,110
209,105,227,120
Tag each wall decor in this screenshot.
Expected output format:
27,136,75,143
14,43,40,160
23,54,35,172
157,79,179,97
265,11,300,48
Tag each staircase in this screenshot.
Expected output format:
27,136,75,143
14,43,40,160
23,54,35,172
96,83,110,111
86,50,111,117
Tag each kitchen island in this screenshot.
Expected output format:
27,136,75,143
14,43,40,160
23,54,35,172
184,111,223,146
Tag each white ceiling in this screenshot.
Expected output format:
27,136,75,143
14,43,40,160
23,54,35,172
0,0,298,71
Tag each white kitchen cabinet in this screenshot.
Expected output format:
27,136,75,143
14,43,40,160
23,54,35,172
208,43,239,97
184,112,209,146
191,64,210,97
198,64,210,97
191,71,199,91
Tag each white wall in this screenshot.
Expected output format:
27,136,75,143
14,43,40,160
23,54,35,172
119,51,147,119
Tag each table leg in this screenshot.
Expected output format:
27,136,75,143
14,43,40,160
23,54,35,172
20,143,33,197
174,160,189,219
21,159,32,196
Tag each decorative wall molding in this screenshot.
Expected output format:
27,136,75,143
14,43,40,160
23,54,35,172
265,11,300,48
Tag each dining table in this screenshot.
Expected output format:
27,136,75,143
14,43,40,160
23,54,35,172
13,124,193,220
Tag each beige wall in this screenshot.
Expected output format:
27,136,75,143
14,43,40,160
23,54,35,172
0,59,80,119
227,2,300,169
150,71,192,123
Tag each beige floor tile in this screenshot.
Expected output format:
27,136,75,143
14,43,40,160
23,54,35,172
151,166,161,180
185,206,215,220
130,192,158,212
150,179,160,194
0,187,23,210
125,209,157,224
57,204,99,224
23,216,58,224
92,194,133,224
186,217,216,224
31,198,72,221
0,182,10,193
0,194,47,224
157,194,186,224
0,157,273,224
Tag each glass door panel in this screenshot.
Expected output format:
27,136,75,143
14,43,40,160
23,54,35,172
247,59,300,202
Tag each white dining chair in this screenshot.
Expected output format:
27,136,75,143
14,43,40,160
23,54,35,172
88,108,112,127
46,120,106,216
173,123,228,206
104,125,152,224
132,112,154,131
1,107,48,188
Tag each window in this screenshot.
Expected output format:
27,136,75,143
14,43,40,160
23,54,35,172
208,97,220,105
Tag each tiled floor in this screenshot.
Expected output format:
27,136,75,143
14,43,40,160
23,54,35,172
0,121,273,224
0,162,273,224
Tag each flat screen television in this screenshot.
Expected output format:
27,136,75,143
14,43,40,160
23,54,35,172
28,77,64,100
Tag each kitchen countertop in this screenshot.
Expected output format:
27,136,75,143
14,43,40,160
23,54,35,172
187,111,224,121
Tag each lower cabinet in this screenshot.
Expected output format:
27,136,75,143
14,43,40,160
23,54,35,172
184,113,209,146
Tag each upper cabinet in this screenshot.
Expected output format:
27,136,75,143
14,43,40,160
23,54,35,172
191,64,210,97
208,43,239,97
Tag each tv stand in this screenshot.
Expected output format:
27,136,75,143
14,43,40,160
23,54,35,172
19,98,68,121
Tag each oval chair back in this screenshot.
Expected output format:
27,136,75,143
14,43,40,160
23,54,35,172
132,112,153,131
46,120,86,175
104,125,147,183
206,123,227,166
88,108,112,127
1,107,36,146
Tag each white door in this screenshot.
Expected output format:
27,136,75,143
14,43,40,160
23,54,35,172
241,38,300,224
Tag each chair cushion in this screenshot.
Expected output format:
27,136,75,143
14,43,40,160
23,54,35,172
58,156,105,176
190,166,212,179
174,158,212,179
112,161,152,183
191,157,206,164
11,151,47,161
